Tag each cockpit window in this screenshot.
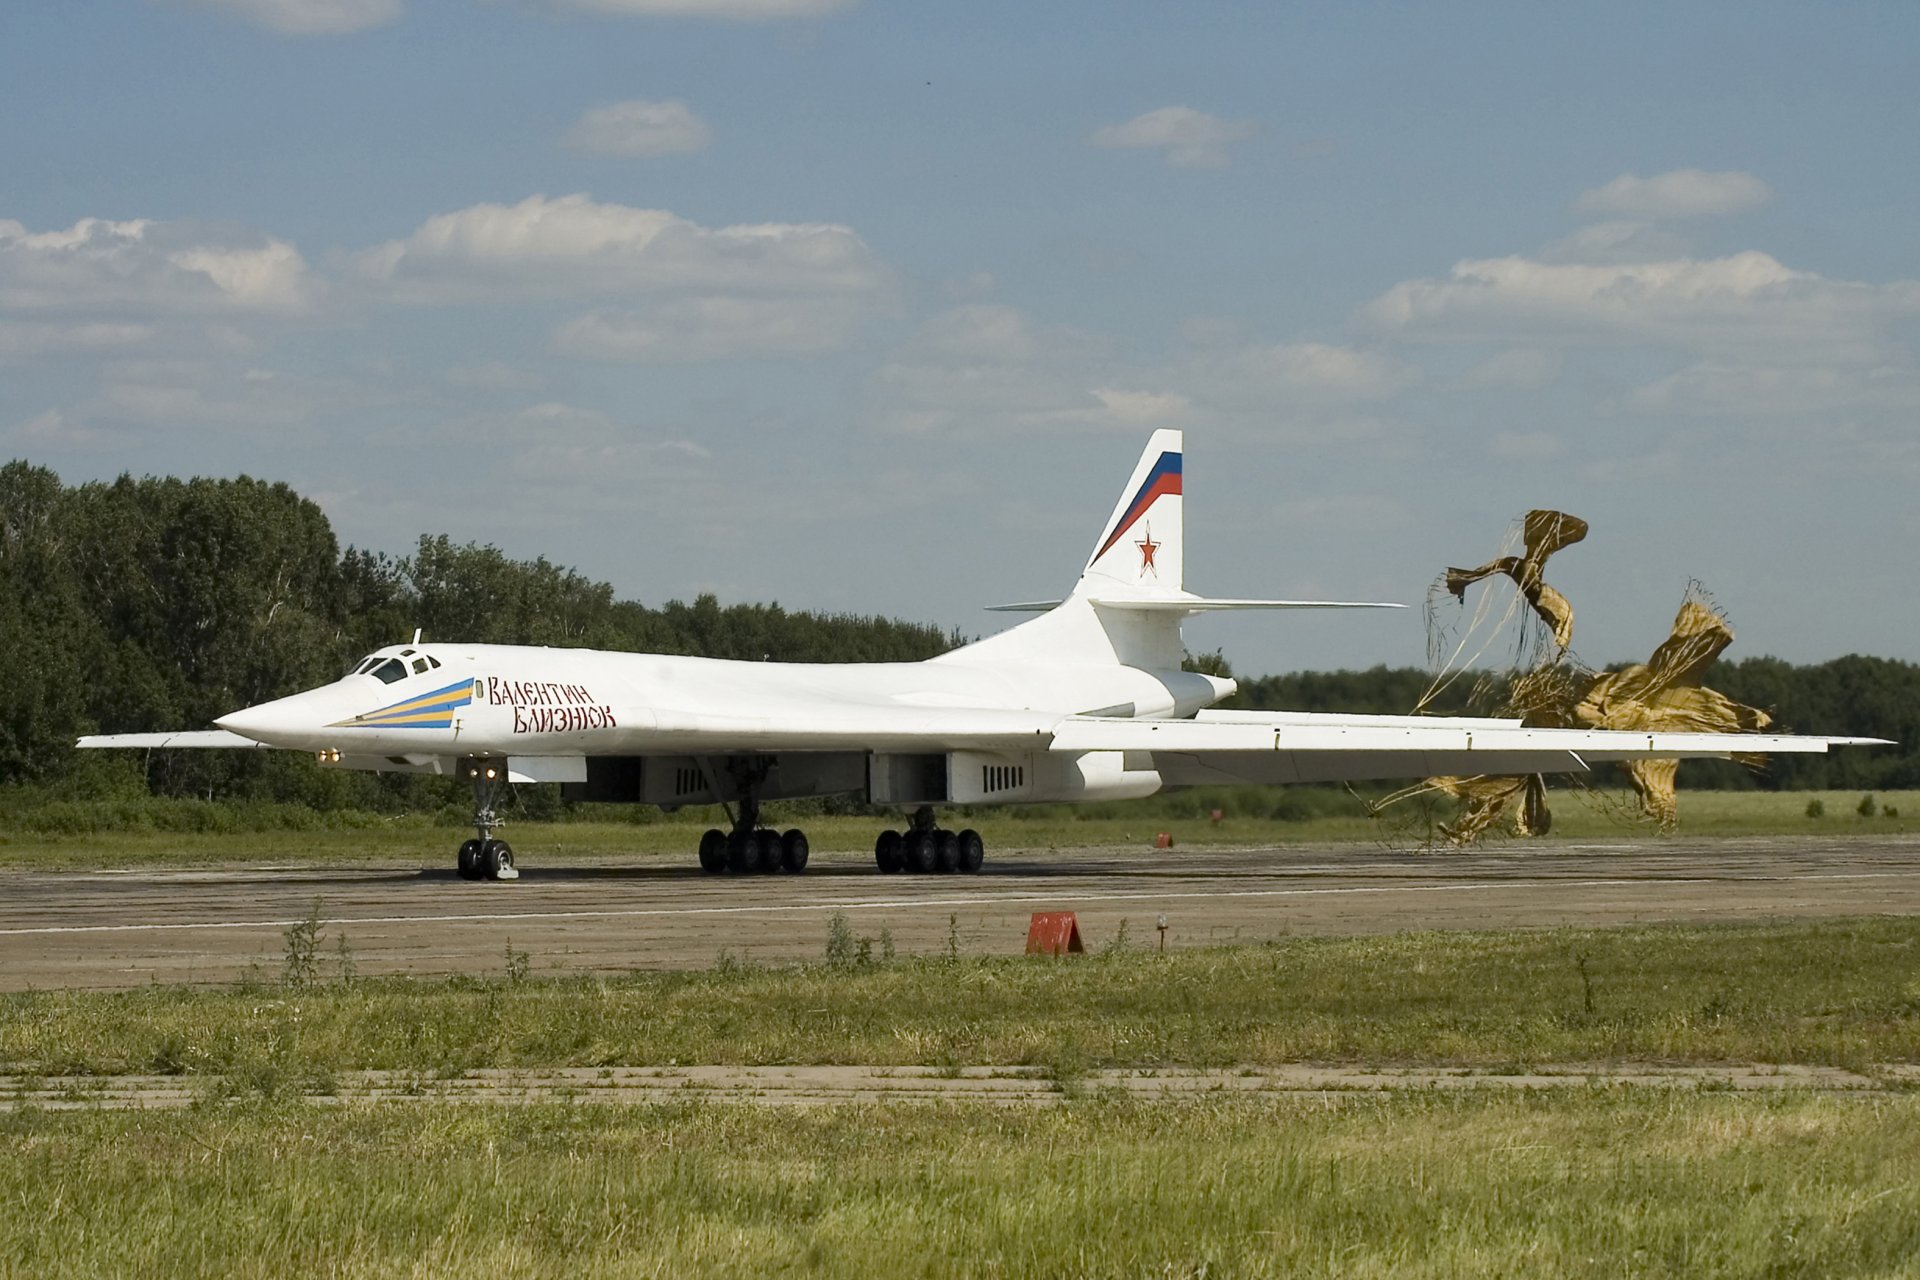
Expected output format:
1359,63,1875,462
370,658,408,684
411,658,430,674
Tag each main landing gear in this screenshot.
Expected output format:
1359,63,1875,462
456,760,518,882
695,775,810,875
875,806,985,875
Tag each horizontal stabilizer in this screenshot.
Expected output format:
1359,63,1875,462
1089,596,1405,613
76,730,266,750
986,596,1404,615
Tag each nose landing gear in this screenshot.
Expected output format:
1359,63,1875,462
456,759,517,882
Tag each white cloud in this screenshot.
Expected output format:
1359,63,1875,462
352,193,889,303
1539,220,1694,265
0,321,152,358
0,217,318,313
1196,342,1415,401
1086,388,1191,425
94,362,324,428
182,0,403,35
445,363,546,391
1365,250,1920,362
1628,362,1920,417
865,306,1410,439
6,409,103,449
863,305,1127,433
1572,169,1773,220
546,0,857,18
563,100,712,158
1486,430,1564,461
1452,347,1563,391
553,295,869,362
913,304,1065,362
1091,106,1255,170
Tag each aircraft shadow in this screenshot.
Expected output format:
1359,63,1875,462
402,861,1242,884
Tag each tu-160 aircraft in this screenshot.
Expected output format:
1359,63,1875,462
80,431,1879,881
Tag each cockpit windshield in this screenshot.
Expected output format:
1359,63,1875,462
346,648,443,683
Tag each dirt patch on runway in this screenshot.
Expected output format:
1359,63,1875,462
7,1063,1917,1110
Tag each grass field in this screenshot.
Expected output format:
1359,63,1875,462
8,915,1920,1274
4,1092,1918,1278
0,787,1912,870
7,917,1920,1079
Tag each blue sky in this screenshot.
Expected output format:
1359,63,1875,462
3,0,1917,675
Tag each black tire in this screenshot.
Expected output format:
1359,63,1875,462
901,829,935,874
482,839,513,881
780,828,810,873
754,829,781,874
457,839,481,881
957,828,985,874
726,830,755,874
698,828,726,874
933,829,959,874
875,829,903,873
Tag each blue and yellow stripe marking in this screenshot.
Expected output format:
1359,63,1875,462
330,678,474,730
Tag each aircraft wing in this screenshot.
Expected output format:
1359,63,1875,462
75,730,267,750
1046,710,1887,787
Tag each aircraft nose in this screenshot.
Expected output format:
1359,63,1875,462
212,704,275,739
213,685,363,747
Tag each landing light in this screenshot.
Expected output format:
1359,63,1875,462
316,748,342,764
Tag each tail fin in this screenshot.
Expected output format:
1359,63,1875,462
1076,428,1182,598
951,429,1399,675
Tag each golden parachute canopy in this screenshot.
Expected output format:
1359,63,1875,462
1399,510,1773,844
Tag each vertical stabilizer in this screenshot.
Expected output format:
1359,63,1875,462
1077,428,1183,598
940,429,1193,673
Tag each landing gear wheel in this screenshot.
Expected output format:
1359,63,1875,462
698,828,726,874
457,839,481,880
901,829,936,874
779,828,810,873
753,829,781,874
875,829,903,874
933,829,960,874
481,839,515,881
957,828,985,874
726,830,755,874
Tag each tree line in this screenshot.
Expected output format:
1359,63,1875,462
0,462,957,802
1226,660,1920,790
1,461,1913,803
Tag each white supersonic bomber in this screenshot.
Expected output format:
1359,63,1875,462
79,431,1883,881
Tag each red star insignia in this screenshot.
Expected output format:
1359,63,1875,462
1136,524,1160,576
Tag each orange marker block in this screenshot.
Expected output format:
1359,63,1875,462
1026,911,1085,955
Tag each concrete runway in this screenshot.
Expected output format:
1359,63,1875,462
4,835,1919,990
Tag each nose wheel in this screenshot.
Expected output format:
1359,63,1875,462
456,760,518,882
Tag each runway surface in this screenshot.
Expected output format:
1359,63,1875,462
4,835,1918,990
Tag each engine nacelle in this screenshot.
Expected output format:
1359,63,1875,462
943,749,1162,805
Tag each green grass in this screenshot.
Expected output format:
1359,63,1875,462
3,1092,1918,1278
7,918,1920,1078
0,787,1911,870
